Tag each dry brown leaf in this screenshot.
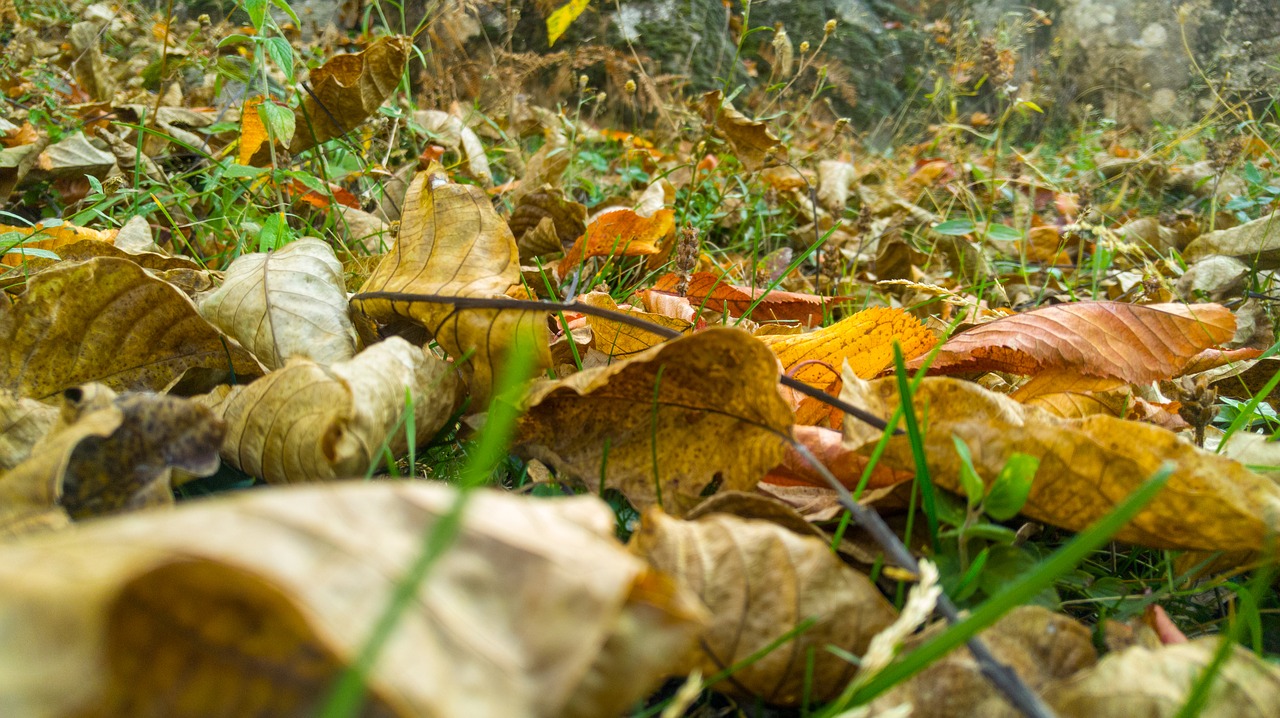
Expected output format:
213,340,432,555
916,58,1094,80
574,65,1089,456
1045,638,1280,718
202,337,461,484
559,207,675,274
0,481,708,717
198,238,358,370
646,271,847,328
0,390,57,471
0,384,224,536
851,377,1280,550
509,186,586,261
631,507,897,704
1184,210,1280,269
1012,370,1134,418
413,109,493,185
582,291,691,358
290,35,411,154
700,90,787,171
353,168,551,405
918,301,1236,382
870,606,1096,718
515,327,794,517
0,257,264,401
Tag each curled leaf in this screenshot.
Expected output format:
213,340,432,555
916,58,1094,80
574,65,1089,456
701,90,787,171
291,35,411,154
559,207,675,274
0,482,708,717
202,337,461,484
631,507,897,704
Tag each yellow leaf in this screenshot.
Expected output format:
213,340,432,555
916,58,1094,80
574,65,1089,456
546,0,591,46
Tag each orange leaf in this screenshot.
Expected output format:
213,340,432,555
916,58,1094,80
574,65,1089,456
238,96,275,166
761,307,936,385
916,301,1237,383
646,272,851,328
558,208,674,274
1,222,117,266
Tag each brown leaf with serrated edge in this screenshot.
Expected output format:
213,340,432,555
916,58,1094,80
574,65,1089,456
630,507,897,704
871,606,1096,718
916,301,1237,382
290,35,410,154
645,271,852,328
0,384,224,536
701,90,787,171
0,221,118,266
515,328,793,517
352,168,551,405
0,257,264,401
0,391,57,471
850,377,1280,551
0,482,708,718
558,207,675,274
581,291,690,358
197,238,358,370
1045,639,1280,718
201,337,461,484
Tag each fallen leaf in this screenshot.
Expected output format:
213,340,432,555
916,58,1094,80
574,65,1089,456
290,35,411,155
765,424,913,491
198,238,358,370
413,109,493,185
850,377,1280,550
0,481,708,717
646,271,847,328
0,221,118,266
701,90,787,171
1184,209,1280,269
559,207,675,274
237,95,277,166
630,506,897,704
509,186,586,261
0,257,264,400
515,327,794,517
1011,371,1133,418
202,337,461,484
0,384,224,536
353,168,551,405
1046,638,1280,718
0,390,57,471
582,291,690,358
918,301,1237,383
870,606,1096,718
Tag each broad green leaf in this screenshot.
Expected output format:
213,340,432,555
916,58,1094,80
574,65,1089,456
986,223,1023,242
985,453,1038,521
951,435,985,510
264,36,295,82
244,0,267,30
259,212,292,252
932,219,976,236
258,101,296,147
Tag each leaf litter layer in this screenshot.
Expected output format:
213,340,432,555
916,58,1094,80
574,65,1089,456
1,3,1279,717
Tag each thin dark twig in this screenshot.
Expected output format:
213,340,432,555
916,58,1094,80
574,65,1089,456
786,438,1058,718
351,290,898,433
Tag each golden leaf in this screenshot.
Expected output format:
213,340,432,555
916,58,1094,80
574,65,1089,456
0,221,118,266
0,390,56,471
0,257,264,400
291,35,411,155
700,90,787,171
515,327,794,517
852,377,1280,550
581,291,690,358
353,168,551,405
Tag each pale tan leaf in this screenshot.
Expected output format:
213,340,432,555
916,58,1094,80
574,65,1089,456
0,257,264,400
1184,210,1280,269
631,507,897,704
203,337,461,484
0,390,57,471
198,238,358,370
1046,639,1280,718
0,482,708,718
515,327,794,517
